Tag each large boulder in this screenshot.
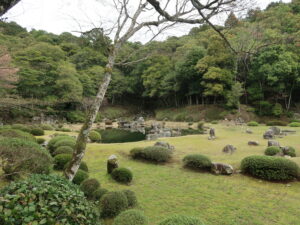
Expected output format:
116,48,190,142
263,130,274,139
222,145,236,154
211,163,234,175
107,155,118,174
248,141,259,146
268,140,280,147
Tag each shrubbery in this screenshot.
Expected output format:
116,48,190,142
282,146,296,157
41,124,54,130
158,215,205,225
54,154,72,170
47,135,75,154
37,137,45,144
247,121,259,126
11,124,31,133
289,122,300,127
130,146,172,163
80,178,100,199
0,128,36,142
0,138,53,179
0,174,100,225
266,121,288,126
92,188,109,201
64,161,89,172
73,169,89,185
89,130,101,142
98,129,145,143
241,155,299,181
30,127,45,136
183,154,212,171
54,145,74,155
100,191,129,218
53,139,76,149
122,190,137,208
111,168,133,184
113,209,148,225
264,146,281,156
181,128,204,136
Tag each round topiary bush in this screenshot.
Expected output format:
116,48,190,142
54,145,74,155
264,146,281,156
0,174,100,225
64,161,89,172
53,139,76,150
37,138,46,144
73,169,89,185
54,154,72,170
130,147,144,159
30,127,45,136
80,178,100,199
183,154,212,171
241,155,300,181
100,191,129,218
247,121,259,126
0,128,36,142
113,209,148,225
11,124,31,133
122,190,137,208
132,146,172,163
158,215,205,225
47,135,75,154
41,124,54,130
92,188,109,201
111,168,133,184
0,138,53,179
89,130,101,142
289,122,300,127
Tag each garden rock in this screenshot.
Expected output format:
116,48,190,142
248,141,259,146
211,163,234,175
268,140,280,147
107,155,118,174
154,141,174,150
222,145,236,154
246,128,253,134
209,128,216,140
270,126,281,135
263,130,274,139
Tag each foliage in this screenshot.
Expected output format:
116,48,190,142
53,139,76,150
98,129,145,143
11,124,31,133
113,209,148,225
130,146,172,163
183,154,212,171
0,138,53,179
111,168,133,184
53,145,74,155
0,129,36,142
89,130,101,142
66,111,86,123
92,188,109,201
241,155,299,181
266,121,288,126
122,190,138,208
30,127,44,136
158,215,205,225
36,137,45,144
47,135,75,154
247,121,259,126
283,146,296,157
181,128,204,136
100,191,129,218
80,178,100,198
73,169,89,185
289,122,300,127
272,103,283,117
40,124,54,130
264,146,281,156
0,174,100,225
54,153,72,170
64,161,89,172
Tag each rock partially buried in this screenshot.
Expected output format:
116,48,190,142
107,155,118,174
223,145,236,154
263,129,274,139
154,141,174,150
270,126,281,135
246,128,253,134
248,141,259,146
211,163,234,175
268,140,280,147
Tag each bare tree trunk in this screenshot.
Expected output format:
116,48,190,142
0,0,21,17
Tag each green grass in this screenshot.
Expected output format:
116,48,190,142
81,124,300,225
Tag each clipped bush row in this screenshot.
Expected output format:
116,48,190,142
98,129,146,143
130,146,172,163
0,128,36,142
247,121,259,126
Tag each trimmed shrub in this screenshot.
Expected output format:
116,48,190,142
11,124,31,133
53,139,76,150
98,129,145,143
89,130,101,142
264,146,281,156
92,188,109,201
283,146,296,157
241,155,300,181
181,128,204,136
37,137,46,144
54,145,74,155
0,138,53,179
73,169,89,185
0,174,99,225
183,154,212,171
247,121,259,126
113,209,148,225
130,147,144,159
289,122,300,127
211,120,218,124
142,146,172,162
100,191,129,218
158,215,205,225
80,178,100,198
30,127,45,136
111,168,133,184
122,190,137,208
47,135,75,154
266,121,288,126
41,124,54,130
54,154,72,170
197,121,205,130
0,128,36,142
64,161,89,172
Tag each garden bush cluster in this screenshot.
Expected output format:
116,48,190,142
130,146,173,163
98,129,146,143
183,154,212,171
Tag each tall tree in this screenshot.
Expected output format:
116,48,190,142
0,0,21,18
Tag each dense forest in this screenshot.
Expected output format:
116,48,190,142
0,0,299,122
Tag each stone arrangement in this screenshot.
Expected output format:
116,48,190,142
146,122,181,141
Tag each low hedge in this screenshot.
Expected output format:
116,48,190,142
0,128,36,142
241,155,299,181
111,168,133,184
158,215,205,225
100,191,129,218
47,135,75,154
98,129,146,143
183,154,212,171
53,139,76,150
289,122,300,127
247,121,259,126
80,178,100,199
266,121,288,126
181,128,204,136
130,146,172,163
53,146,74,155
11,124,31,133
54,154,72,170
264,146,281,156
113,209,148,225
30,128,45,136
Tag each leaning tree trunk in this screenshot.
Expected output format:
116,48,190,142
64,48,118,181
0,0,21,17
